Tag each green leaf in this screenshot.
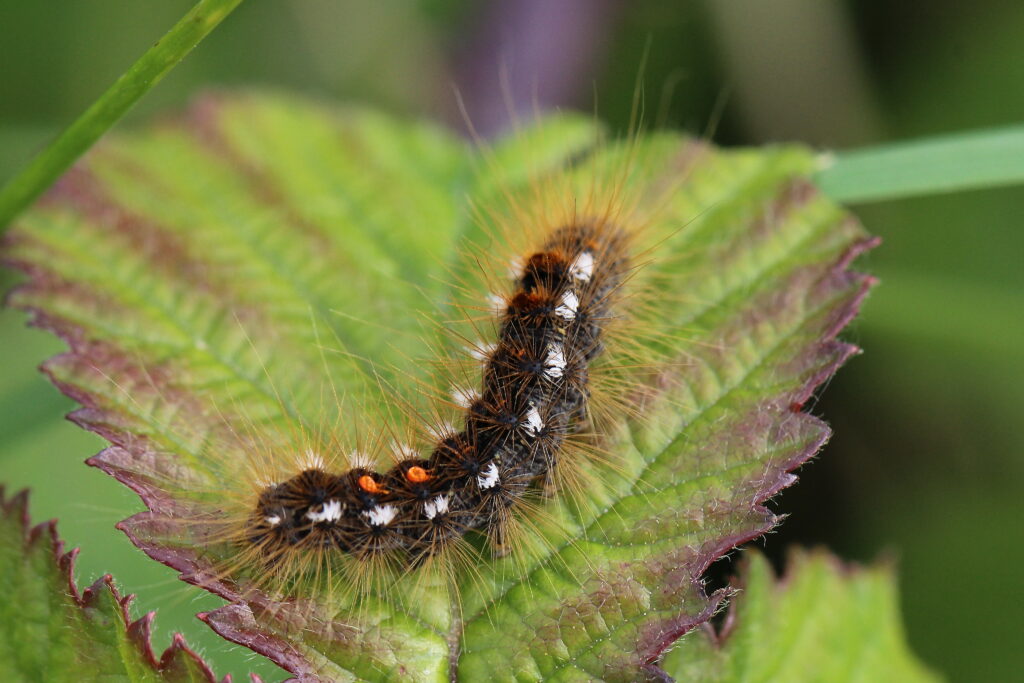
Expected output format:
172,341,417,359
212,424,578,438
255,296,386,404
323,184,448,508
662,549,938,682
0,488,227,682
0,0,246,229
2,92,875,680
816,124,1024,204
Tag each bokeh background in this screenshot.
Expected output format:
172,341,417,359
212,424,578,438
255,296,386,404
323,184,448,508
2,1,1021,680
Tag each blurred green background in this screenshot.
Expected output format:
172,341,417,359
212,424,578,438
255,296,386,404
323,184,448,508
1,1,1021,680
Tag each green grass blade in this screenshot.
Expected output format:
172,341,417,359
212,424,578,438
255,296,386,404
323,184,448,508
817,124,1024,204
0,0,246,230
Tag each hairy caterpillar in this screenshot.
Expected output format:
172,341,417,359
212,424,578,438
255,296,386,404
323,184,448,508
170,107,674,607
245,221,629,566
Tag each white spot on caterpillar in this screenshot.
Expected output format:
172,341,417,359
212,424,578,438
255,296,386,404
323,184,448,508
467,342,497,361
522,405,544,436
305,499,342,523
545,343,566,379
507,258,523,279
362,504,398,527
301,449,325,471
423,495,450,520
427,422,457,441
264,514,282,527
450,385,481,408
478,462,500,490
570,251,595,281
488,293,506,314
555,291,579,320
391,442,418,460
347,450,374,469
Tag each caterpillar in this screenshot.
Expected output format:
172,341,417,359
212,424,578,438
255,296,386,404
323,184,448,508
11,90,683,628
167,108,676,611
245,221,629,567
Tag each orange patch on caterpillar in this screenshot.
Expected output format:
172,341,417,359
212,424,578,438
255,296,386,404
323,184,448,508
405,466,432,483
357,474,387,495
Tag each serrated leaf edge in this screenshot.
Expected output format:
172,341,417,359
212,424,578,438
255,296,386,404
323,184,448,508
637,234,881,676
1,141,881,681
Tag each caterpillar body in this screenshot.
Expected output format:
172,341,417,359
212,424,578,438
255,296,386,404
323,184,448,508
246,221,630,566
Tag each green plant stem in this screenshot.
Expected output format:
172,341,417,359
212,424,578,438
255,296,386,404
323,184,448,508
0,0,246,230
816,124,1024,204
